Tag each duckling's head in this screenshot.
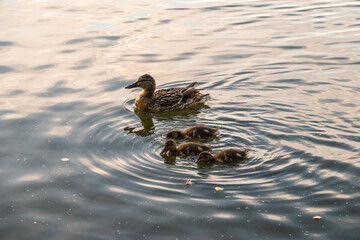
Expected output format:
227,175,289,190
125,74,156,92
160,139,177,155
166,130,183,139
197,151,214,163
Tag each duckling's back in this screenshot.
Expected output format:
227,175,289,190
177,142,212,156
183,125,219,139
214,148,250,163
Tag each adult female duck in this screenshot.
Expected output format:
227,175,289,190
125,74,209,113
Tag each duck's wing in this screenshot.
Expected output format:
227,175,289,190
152,82,200,108
152,88,183,107
181,87,197,99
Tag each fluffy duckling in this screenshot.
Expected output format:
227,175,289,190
166,125,220,140
197,148,250,163
125,74,209,113
160,139,212,156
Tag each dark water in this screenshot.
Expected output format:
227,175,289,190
1,0,360,239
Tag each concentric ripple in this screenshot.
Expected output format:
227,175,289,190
1,0,360,239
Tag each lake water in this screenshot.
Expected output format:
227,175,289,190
1,0,360,239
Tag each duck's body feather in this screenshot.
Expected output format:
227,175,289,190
161,139,212,156
166,125,219,140
212,148,249,163
175,142,212,156
198,148,250,163
183,125,219,139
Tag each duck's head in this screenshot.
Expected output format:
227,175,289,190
197,151,214,163
166,130,183,139
160,139,177,155
125,74,156,91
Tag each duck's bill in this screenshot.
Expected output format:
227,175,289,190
160,148,167,155
125,82,138,89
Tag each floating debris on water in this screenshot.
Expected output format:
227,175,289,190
215,187,224,191
186,179,192,185
313,216,322,220
61,158,69,162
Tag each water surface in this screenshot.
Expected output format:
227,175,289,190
1,0,360,239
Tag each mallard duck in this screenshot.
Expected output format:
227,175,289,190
197,148,250,163
166,125,219,140
125,74,209,113
160,139,212,156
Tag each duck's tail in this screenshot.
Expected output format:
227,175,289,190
186,82,197,89
199,93,210,103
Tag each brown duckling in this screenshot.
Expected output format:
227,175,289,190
166,125,220,140
197,148,250,163
160,139,212,156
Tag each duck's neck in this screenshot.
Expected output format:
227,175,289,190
135,89,154,111
169,149,179,156
179,132,187,139
140,85,156,98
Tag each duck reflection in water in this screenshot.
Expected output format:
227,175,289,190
124,109,155,137
124,104,210,137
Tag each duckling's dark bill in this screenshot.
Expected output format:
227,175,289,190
125,82,138,89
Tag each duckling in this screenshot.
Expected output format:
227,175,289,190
166,125,220,140
125,74,209,113
197,148,250,163
160,139,212,156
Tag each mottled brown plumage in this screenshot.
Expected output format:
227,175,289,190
125,74,209,113
197,148,250,163
160,139,212,156
166,125,220,140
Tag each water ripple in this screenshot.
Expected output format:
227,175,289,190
1,0,360,239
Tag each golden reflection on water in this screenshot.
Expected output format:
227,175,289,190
1,0,359,120
212,213,237,219
261,213,286,222
15,173,43,183
1,1,360,239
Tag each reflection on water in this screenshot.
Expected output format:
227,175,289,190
124,109,155,137
124,104,209,137
1,0,360,239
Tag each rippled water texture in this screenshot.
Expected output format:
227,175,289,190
1,0,360,239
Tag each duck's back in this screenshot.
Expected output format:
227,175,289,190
177,142,212,156
152,88,185,107
184,125,218,139
214,148,249,163
148,83,208,112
